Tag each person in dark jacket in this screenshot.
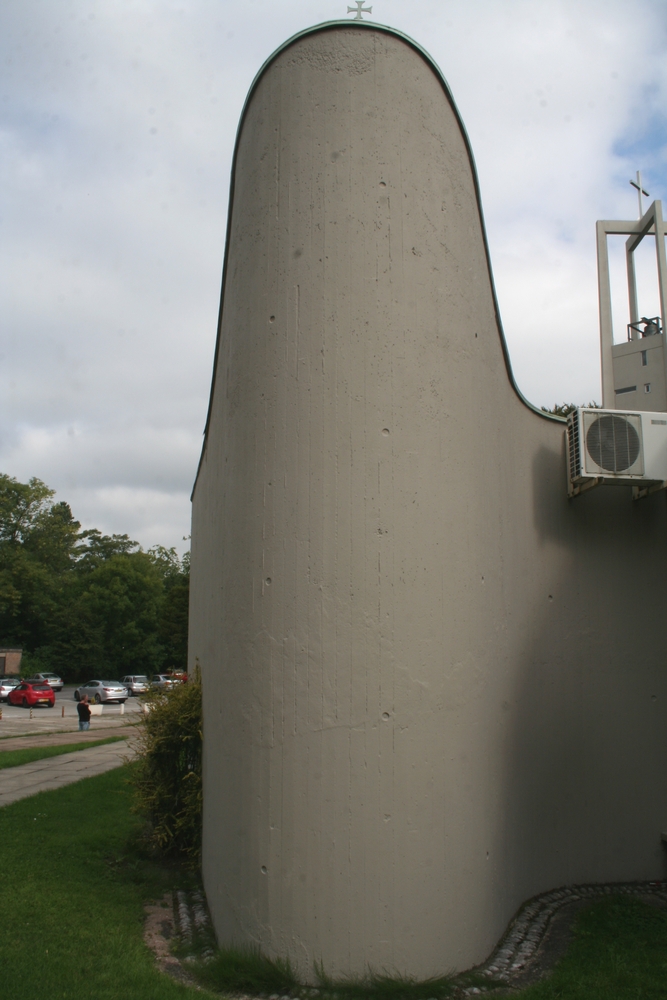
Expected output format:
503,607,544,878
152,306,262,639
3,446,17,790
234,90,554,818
77,694,91,731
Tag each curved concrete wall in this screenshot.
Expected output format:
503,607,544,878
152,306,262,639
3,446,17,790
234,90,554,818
190,23,667,977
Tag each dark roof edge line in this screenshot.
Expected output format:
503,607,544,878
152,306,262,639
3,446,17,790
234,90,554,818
192,19,562,499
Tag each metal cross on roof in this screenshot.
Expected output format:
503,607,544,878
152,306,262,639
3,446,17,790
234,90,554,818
347,1,372,19
630,170,650,219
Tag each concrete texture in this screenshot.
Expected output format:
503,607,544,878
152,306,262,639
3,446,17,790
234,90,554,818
189,22,667,979
597,206,667,410
612,335,667,411
0,740,132,807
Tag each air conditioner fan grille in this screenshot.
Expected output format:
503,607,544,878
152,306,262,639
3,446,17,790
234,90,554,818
585,414,640,473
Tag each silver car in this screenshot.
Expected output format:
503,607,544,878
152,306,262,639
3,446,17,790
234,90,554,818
151,674,177,691
121,675,149,696
26,671,64,692
74,680,127,704
0,677,20,701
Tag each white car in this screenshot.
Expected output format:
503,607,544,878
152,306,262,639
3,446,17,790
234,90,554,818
0,677,20,701
74,680,127,704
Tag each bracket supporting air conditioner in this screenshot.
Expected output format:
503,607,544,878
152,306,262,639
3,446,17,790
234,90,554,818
568,477,603,499
633,481,667,500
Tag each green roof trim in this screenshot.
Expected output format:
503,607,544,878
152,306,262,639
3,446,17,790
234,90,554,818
193,20,563,497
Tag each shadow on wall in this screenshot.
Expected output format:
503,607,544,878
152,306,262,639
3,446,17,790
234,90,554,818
502,461,667,918
532,436,667,545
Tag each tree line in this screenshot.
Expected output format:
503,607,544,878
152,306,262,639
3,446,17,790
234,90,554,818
0,474,188,682
541,402,601,417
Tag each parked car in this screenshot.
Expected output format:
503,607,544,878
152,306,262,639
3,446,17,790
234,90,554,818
165,670,187,684
0,677,21,702
25,672,64,692
74,680,127,704
8,681,55,708
121,675,149,696
151,674,177,691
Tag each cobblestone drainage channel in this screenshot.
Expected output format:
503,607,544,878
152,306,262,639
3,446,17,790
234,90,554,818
144,881,667,997
463,880,667,995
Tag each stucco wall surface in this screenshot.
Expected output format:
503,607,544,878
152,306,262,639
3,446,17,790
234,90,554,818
189,24,667,978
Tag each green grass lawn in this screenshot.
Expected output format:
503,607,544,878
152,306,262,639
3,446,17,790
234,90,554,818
514,894,667,999
2,765,667,1000
0,764,206,1000
191,896,667,999
0,736,127,770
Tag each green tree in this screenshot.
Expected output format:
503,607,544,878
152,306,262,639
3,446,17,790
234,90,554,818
541,402,601,417
75,529,139,571
147,545,190,671
159,578,189,670
0,476,81,654
72,553,165,676
0,473,189,681
0,475,56,544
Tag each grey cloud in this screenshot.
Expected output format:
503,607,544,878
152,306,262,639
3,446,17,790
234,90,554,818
1,0,666,548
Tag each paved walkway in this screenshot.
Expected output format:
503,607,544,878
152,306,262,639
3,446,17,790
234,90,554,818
0,725,136,753
0,740,133,807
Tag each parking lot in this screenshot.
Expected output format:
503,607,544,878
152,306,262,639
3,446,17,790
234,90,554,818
0,684,143,738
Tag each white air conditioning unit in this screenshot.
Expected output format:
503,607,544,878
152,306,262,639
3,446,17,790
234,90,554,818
566,407,667,498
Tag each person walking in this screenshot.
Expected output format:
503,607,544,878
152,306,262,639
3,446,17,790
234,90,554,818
77,694,92,731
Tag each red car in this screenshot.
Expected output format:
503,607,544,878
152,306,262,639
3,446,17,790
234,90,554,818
166,671,188,684
8,681,56,709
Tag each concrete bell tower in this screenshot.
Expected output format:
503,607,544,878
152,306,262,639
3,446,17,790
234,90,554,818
190,19,667,982
597,196,667,410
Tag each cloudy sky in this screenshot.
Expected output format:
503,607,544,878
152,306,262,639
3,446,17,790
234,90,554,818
2,0,666,551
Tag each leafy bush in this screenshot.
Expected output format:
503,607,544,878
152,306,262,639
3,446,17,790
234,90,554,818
132,669,202,865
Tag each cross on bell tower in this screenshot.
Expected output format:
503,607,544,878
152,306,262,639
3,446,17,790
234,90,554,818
347,1,372,19
630,170,650,219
